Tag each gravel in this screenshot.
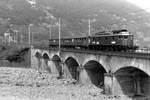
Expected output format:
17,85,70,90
0,67,133,100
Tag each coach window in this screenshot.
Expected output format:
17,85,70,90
130,36,133,40
124,36,128,39
72,39,74,42
80,38,82,42
119,36,123,40
119,36,121,39
93,37,95,41
78,38,80,42
112,36,115,40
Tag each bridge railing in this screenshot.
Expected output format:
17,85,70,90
47,47,150,59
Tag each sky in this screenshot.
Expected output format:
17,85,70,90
126,0,150,12
25,0,150,13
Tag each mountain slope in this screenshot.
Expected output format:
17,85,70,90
0,0,150,47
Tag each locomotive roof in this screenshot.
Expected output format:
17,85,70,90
90,33,133,37
94,29,129,35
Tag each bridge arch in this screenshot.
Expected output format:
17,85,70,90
35,52,42,58
43,53,50,59
33,49,42,56
114,66,150,96
64,54,80,66
81,60,107,87
64,57,80,80
111,58,150,76
42,51,50,58
82,56,108,72
52,55,61,61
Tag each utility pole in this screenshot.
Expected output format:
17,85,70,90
88,19,91,36
28,24,33,47
32,32,34,46
20,33,23,44
28,24,31,47
49,25,52,40
28,24,33,68
16,31,18,44
28,24,31,67
58,18,61,53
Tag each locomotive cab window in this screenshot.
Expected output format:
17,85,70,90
119,36,123,40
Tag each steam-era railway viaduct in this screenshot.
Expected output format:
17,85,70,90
31,46,150,97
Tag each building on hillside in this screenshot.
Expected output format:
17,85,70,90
3,29,18,44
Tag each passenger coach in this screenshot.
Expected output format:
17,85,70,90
49,29,138,51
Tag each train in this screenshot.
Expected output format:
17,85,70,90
49,29,138,52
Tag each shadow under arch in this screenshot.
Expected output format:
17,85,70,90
114,66,150,97
83,60,106,87
35,52,42,58
43,53,50,59
64,57,80,80
42,53,51,73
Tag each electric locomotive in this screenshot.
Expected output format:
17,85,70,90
49,29,138,51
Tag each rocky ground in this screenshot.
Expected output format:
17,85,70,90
0,67,145,100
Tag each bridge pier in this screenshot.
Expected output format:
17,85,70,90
47,60,54,73
31,51,42,72
104,73,113,95
79,68,91,84
47,60,63,77
49,55,62,78
63,63,72,79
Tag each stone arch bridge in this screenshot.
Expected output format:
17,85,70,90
31,47,150,96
